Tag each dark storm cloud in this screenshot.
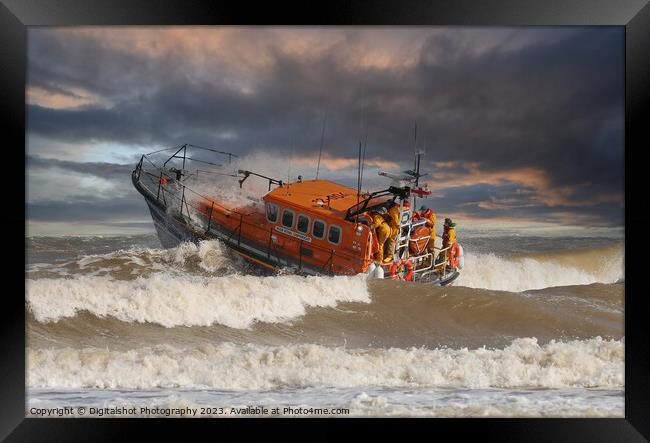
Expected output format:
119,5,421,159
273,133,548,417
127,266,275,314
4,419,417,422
26,27,624,227
27,197,150,223
26,155,151,227
431,183,623,226
27,154,134,178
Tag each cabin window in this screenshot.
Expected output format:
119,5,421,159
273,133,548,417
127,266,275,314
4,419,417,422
328,225,342,245
266,203,279,223
312,219,326,239
297,214,310,234
281,209,295,228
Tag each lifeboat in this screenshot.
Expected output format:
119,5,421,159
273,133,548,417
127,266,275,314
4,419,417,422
132,143,462,285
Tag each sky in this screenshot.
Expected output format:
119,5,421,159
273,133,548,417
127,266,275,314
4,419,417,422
26,27,624,236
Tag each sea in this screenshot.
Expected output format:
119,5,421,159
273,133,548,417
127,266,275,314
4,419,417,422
25,232,624,417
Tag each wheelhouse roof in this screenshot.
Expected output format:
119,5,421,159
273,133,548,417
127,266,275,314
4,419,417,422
264,179,390,220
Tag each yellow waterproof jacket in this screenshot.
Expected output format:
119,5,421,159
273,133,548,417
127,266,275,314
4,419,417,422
387,204,400,229
371,214,390,240
371,213,386,228
443,226,457,248
448,227,457,244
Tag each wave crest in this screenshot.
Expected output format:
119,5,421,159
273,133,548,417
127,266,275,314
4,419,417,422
26,273,370,329
457,245,623,292
27,337,624,390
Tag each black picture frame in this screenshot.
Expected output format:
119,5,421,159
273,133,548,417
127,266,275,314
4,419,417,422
3,0,649,440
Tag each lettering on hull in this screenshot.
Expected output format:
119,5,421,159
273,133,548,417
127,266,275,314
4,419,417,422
274,226,312,242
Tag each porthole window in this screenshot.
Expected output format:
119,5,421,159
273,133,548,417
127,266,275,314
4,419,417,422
328,225,342,245
297,214,310,233
266,203,279,223
282,209,295,228
312,219,326,239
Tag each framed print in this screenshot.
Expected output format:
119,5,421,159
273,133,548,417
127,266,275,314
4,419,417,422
3,0,649,440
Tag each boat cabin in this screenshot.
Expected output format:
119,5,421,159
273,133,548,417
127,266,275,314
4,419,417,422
133,143,462,285
197,179,392,275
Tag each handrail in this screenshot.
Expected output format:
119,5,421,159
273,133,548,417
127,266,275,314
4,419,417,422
135,153,455,276
344,189,393,220
141,155,275,219
136,165,372,268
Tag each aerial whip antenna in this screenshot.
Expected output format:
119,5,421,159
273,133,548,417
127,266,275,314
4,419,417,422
355,139,362,223
413,121,418,171
360,123,367,194
412,122,425,208
288,138,294,183
315,113,326,179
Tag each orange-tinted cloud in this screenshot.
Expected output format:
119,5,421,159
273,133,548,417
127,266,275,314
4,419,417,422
292,153,400,171
27,85,106,109
428,161,620,208
49,27,428,79
430,161,550,190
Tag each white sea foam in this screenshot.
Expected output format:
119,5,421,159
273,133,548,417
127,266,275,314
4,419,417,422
27,337,623,390
26,386,624,417
346,389,624,417
457,250,624,292
167,240,239,273
26,273,370,328
27,240,241,278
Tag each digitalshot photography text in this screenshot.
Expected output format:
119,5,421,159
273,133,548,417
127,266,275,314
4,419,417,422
28,406,351,417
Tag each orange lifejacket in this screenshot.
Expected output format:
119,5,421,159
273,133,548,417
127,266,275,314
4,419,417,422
409,225,431,255
422,209,435,228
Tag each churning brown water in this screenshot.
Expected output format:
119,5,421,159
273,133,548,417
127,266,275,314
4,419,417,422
25,234,625,417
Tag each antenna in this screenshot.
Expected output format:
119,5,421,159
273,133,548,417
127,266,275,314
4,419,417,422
413,121,418,171
412,122,426,209
315,113,326,179
288,138,294,183
356,140,362,223
355,111,370,223
415,147,422,187
360,121,368,195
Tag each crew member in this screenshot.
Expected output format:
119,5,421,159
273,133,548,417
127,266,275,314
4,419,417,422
442,218,457,250
370,207,391,263
384,201,402,263
420,205,437,254
441,217,458,269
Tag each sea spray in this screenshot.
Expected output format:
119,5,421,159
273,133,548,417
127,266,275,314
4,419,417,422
27,337,624,390
26,273,371,328
457,246,623,292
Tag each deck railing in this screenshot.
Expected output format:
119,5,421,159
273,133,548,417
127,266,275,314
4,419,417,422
134,153,453,278
134,155,370,275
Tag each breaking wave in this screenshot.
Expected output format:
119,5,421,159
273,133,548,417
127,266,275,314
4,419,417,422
26,241,624,338
26,273,370,329
27,239,624,294
27,337,624,390
26,240,241,280
457,244,623,292
26,235,626,417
